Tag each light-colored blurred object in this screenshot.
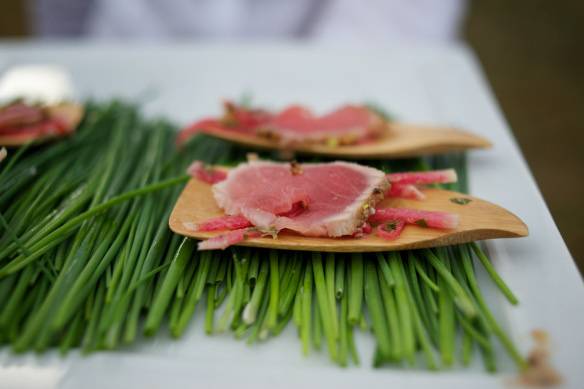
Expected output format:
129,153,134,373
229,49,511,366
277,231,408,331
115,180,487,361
31,0,466,43
313,0,467,43
0,147,7,163
87,0,320,39
0,64,82,146
0,64,74,104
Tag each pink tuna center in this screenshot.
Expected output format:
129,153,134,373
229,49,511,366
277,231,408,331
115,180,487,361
222,164,371,225
269,106,371,134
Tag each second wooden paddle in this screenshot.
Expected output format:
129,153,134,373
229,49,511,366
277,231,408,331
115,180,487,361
195,122,491,159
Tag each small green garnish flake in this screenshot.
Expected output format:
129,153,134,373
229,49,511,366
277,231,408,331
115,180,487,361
415,219,428,228
450,197,472,205
326,137,339,148
239,92,253,108
384,221,398,231
364,102,394,121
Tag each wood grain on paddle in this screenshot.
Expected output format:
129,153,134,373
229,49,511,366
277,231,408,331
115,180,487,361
169,177,528,252
198,122,492,159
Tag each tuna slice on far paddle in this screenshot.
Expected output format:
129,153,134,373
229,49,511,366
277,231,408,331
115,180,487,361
262,105,385,145
178,102,386,147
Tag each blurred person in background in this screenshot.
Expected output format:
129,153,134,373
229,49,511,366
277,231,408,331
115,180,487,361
30,0,467,43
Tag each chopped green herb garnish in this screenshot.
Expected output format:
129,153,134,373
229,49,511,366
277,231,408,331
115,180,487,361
450,197,473,205
326,137,339,147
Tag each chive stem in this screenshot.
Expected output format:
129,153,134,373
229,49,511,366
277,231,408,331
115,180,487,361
347,253,364,325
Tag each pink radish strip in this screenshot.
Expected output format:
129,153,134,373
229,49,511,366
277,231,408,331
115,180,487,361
375,220,406,240
177,118,225,145
196,215,252,232
370,208,459,229
362,222,372,234
198,228,261,250
387,169,457,186
178,102,271,145
187,161,227,184
387,183,426,200
351,222,373,238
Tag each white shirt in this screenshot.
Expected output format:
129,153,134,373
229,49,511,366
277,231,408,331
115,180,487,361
81,0,465,43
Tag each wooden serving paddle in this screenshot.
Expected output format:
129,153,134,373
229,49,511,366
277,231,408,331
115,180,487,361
169,178,527,253
198,123,491,159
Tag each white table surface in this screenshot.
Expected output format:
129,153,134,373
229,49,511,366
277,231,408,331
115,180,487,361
0,42,582,389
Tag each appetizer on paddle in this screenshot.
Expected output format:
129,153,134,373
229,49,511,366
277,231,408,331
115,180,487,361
0,100,83,146
187,160,459,250
178,101,385,147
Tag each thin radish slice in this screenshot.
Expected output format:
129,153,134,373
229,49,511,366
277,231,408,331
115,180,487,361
387,183,426,200
178,101,271,145
196,215,252,232
177,118,224,145
387,169,457,186
351,222,373,238
375,220,406,240
362,222,372,234
370,208,459,229
187,161,227,184
198,228,261,250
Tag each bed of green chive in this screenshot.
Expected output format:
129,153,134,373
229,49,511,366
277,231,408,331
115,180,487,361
0,101,525,372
